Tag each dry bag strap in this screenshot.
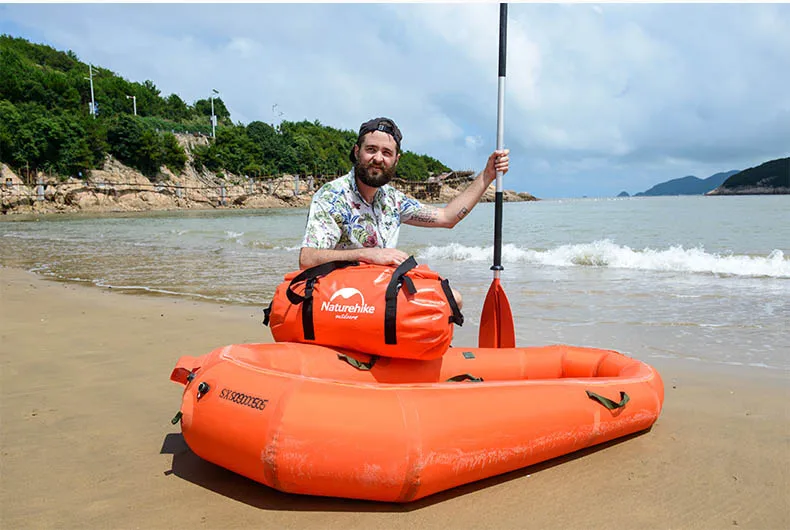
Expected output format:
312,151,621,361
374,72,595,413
384,256,419,345
262,301,273,326
301,277,318,340
440,278,464,326
285,260,358,340
586,390,630,410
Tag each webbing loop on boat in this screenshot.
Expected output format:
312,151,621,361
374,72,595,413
586,390,630,410
337,353,379,371
446,373,484,383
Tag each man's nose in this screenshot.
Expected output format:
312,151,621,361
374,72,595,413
372,151,384,163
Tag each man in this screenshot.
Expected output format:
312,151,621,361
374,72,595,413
299,117,510,307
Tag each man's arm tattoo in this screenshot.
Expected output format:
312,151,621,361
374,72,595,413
410,206,439,224
456,206,469,220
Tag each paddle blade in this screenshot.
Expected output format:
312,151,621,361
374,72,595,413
478,279,516,348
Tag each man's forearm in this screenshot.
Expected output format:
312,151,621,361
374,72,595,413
440,170,495,227
299,246,410,268
299,247,365,269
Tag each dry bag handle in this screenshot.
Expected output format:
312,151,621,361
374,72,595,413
281,260,359,340
285,260,359,304
264,260,359,327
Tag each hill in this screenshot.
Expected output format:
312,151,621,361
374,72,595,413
0,35,451,184
634,170,739,196
708,157,790,195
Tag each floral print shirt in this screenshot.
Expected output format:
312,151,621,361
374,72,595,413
301,169,424,249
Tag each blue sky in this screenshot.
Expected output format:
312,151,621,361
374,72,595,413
2,3,789,198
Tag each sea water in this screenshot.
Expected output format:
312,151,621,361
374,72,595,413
2,195,788,371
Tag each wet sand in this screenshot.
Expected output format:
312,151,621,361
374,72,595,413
1,267,787,529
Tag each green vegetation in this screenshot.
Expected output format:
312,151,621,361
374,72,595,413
0,35,451,182
720,158,789,190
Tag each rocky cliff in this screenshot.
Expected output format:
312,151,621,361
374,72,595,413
707,157,789,195
1,134,536,215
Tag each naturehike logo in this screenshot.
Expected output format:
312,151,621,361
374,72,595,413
321,288,375,320
219,388,269,411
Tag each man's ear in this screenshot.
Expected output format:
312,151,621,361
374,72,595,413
353,144,360,161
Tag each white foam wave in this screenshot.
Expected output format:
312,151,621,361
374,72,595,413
418,240,790,278
246,241,302,251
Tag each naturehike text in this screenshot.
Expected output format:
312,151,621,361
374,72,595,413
320,301,375,314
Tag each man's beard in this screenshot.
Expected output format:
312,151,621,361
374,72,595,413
355,160,397,188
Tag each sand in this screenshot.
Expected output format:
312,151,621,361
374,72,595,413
1,266,788,529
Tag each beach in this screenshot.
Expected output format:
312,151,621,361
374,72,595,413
1,266,787,529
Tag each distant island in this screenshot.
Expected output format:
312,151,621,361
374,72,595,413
625,157,789,197
633,170,739,196
708,157,790,195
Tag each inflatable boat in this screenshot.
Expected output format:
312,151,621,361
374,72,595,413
170,342,664,502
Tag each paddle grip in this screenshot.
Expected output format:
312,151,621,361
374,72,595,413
499,4,507,78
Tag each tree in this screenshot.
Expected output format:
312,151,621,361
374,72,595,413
106,115,186,177
0,36,454,183
163,94,190,121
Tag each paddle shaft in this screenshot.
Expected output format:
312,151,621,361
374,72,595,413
493,3,507,276
479,3,516,349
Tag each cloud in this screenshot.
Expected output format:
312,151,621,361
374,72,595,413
1,3,788,198
465,136,484,150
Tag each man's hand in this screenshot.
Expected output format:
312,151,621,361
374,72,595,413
483,149,510,183
358,247,410,266
299,246,409,269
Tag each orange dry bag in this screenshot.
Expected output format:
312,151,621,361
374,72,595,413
263,257,463,360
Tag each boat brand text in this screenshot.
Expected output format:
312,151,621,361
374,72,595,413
219,388,269,411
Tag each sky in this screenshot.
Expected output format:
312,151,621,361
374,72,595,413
1,2,789,198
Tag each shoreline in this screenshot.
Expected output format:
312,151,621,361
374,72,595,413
1,159,538,217
7,264,789,375
1,266,788,529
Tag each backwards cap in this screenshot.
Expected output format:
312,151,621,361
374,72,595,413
349,117,402,163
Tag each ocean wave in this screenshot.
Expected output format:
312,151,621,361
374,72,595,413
418,240,790,278
245,241,302,252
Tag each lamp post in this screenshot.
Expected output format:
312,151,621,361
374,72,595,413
210,88,219,138
84,64,96,119
126,95,137,116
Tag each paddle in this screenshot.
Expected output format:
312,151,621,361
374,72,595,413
479,3,516,349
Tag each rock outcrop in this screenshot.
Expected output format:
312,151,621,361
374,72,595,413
2,134,537,215
707,157,789,195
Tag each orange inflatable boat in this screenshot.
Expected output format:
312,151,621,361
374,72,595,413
170,342,664,502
